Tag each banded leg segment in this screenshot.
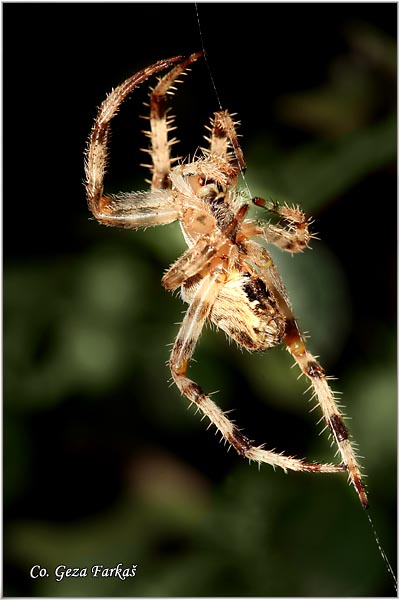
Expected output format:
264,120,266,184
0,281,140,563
146,52,203,190
246,241,368,507
206,110,246,174
163,205,250,292
170,272,344,475
162,236,219,292
85,55,183,220
285,318,368,508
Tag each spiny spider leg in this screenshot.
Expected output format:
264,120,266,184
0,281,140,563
163,205,250,291
162,235,220,291
85,55,184,221
245,240,368,507
285,319,368,507
170,268,344,475
85,53,205,230
145,51,203,190
205,110,246,174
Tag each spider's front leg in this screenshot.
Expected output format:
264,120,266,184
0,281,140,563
145,52,203,190
168,267,344,476
85,53,202,229
85,55,183,223
204,110,246,175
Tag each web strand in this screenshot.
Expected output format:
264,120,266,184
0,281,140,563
194,3,222,112
194,3,253,200
366,511,397,593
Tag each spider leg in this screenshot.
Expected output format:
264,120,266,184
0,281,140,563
285,318,368,507
246,240,368,507
88,189,181,229
204,110,246,175
170,270,344,475
163,205,250,291
244,198,313,253
144,52,203,190
162,236,219,291
85,55,183,221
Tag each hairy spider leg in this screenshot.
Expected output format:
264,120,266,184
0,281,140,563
162,235,221,291
164,203,344,476
245,240,368,508
145,51,203,190
204,110,246,174
285,319,368,507
84,53,205,230
85,55,184,221
246,199,367,507
168,265,343,475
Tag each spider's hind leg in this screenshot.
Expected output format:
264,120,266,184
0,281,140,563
239,241,366,505
170,271,344,476
284,317,368,507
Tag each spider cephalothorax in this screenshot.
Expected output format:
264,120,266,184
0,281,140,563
85,52,367,508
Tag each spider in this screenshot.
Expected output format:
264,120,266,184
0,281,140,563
85,51,367,508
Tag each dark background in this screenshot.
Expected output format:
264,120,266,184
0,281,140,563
4,2,397,597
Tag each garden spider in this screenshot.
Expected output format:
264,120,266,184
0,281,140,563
85,52,367,508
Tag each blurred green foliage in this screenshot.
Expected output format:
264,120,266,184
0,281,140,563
4,5,396,597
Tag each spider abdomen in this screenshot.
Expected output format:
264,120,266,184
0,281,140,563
210,272,286,351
